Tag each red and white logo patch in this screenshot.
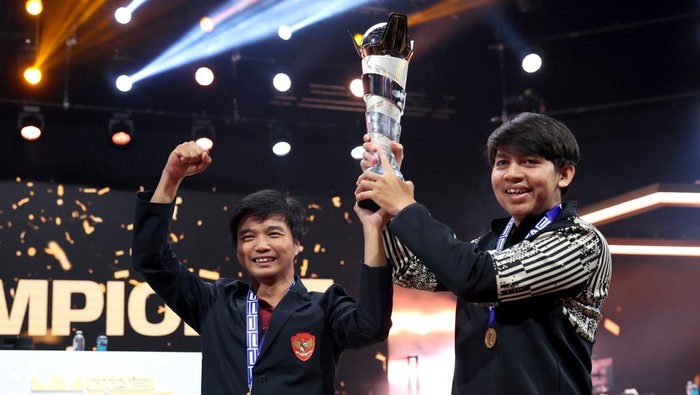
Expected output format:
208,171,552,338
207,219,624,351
291,332,315,362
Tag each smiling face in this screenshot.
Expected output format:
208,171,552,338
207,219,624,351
491,150,574,225
235,214,300,286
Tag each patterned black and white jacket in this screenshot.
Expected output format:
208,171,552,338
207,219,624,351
384,200,612,395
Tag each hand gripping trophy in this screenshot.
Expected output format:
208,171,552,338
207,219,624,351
353,13,414,211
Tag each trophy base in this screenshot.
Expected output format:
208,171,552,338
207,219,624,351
358,198,381,212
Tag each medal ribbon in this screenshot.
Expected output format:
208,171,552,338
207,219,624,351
488,205,562,332
246,281,295,393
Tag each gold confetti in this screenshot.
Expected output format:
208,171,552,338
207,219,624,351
375,352,387,371
82,220,95,235
313,243,322,253
115,250,125,256
199,269,220,280
307,203,321,210
56,199,63,206
57,184,64,196
55,217,61,226
300,258,309,276
89,215,103,223
175,197,183,205
16,251,22,257
83,188,97,194
169,233,179,243
45,241,72,271
344,211,352,224
75,200,87,212
97,187,110,195
27,247,36,257
64,232,74,244
331,196,342,208
126,223,133,231
172,205,179,221
28,214,35,220
603,318,620,336
339,259,345,266
27,181,34,187
114,270,129,279
17,197,30,207
308,214,315,222
197,220,203,226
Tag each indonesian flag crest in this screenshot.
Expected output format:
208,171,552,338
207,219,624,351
291,332,315,361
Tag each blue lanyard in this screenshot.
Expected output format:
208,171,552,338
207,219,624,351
489,204,562,327
246,281,295,393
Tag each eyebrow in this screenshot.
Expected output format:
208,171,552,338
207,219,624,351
238,225,286,236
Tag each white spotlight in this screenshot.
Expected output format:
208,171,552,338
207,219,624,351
195,67,214,86
522,53,542,73
273,73,291,92
200,17,214,33
115,75,133,92
115,7,132,24
278,25,293,40
350,78,364,98
350,145,364,159
272,141,291,156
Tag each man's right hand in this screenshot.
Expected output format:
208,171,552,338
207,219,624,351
163,141,213,181
151,141,212,203
359,133,405,172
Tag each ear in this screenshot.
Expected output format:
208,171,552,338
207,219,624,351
293,240,301,257
557,164,575,189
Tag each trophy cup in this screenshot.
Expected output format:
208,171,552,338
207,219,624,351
353,13,414,211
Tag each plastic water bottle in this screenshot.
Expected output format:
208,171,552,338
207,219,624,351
96,335,108,351
687,380,699,395
72,330,85,351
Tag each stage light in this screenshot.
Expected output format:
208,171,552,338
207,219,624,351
195,67,214,86
115,0,149,24
18,106,44,141
278,25,293,40
109,115,134,146
270,121,291,156
522,53,542,73
579,183,700,225
200,17,214,32
115,7,132,24
273,73,291,92
350,145,364,159
23,66,42,85
128,0,373,84
192,119,216,151
26,0,43,16
349,78,363,98
115,75,133,92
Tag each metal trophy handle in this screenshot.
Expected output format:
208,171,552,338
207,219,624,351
353,13,414,211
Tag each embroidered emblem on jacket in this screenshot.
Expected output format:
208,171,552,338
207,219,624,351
291,332,315,361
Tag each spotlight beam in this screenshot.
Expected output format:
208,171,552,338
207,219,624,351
130,0,372,83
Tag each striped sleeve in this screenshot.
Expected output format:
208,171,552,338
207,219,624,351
382,227,438,291
491,222,609,303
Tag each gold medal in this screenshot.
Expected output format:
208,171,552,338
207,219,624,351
484,327,497,349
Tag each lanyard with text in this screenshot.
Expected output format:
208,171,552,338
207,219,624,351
485,204,562,349
246,281,295,395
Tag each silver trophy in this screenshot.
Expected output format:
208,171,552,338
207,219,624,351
353,13,414,211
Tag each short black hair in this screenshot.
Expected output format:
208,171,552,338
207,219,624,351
485,112,580,195
229,189,306,246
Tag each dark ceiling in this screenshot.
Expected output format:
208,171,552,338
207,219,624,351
1,0,699,239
